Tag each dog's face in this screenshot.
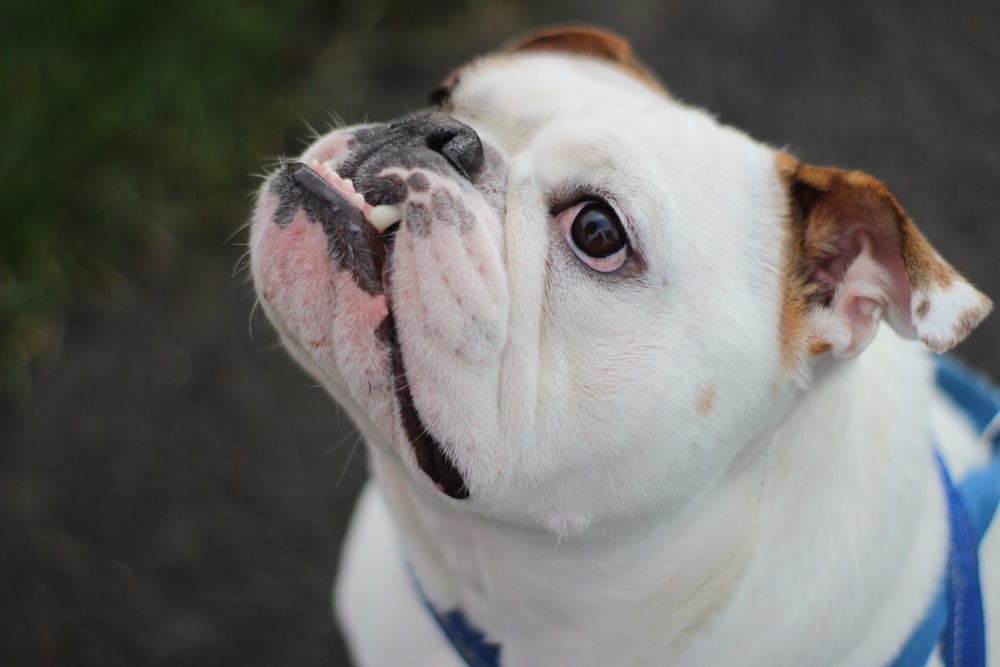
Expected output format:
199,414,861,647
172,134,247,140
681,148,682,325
250,28,990,534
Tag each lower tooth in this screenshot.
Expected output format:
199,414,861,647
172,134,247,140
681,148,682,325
369,205,403,232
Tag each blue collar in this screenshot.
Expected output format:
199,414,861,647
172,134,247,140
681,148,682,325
888,357,1000,667
411,576,500,667
414,356,1000,667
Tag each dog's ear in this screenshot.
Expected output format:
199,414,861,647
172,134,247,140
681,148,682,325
778,152,991,362
504,25,668,95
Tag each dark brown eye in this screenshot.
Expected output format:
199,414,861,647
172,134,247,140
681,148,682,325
571,203,626,258
556,201,630,273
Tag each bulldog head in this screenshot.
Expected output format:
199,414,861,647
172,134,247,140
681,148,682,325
250,27,991,534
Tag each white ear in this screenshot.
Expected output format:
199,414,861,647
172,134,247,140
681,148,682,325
778,154,992,362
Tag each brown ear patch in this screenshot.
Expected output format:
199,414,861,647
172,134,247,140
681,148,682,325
776,151,991,366
503,25,668,95
784,159,957,296
776,152,832,368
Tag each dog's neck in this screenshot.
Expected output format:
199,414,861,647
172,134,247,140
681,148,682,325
369,330,948,667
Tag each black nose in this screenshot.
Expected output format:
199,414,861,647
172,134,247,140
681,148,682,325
390,112,484,179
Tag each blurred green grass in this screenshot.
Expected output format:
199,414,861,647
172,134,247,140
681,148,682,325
0,0,328,402
0,0,553,406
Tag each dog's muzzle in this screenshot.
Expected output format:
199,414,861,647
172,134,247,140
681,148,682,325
264,113,484,499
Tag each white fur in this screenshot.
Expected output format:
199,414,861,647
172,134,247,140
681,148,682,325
250,46,996,666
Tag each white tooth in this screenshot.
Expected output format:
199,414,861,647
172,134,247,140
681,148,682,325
369,205,403,233
343,178,354,189
353,192,365,206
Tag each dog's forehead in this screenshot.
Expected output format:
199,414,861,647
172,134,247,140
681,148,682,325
444,52,670,148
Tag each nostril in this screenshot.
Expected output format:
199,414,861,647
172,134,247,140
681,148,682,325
428,125,484,180
383,113,485,180
425,127,458,153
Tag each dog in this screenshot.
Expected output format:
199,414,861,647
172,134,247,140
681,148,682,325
249,26,1000,667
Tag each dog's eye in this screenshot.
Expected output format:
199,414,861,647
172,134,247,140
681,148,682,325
558,201,629,272
572,204,624,257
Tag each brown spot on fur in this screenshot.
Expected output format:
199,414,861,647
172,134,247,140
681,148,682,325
915,299,931,320
503,25,669,95
809,340,832,357
696,384,717,417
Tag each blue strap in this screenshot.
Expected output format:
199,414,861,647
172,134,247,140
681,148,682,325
937,450,987,667
936,357,1000,541
423,606,501,667
888,356,1000,667
409,567,501,667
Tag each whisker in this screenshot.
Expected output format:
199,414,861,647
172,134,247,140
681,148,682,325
301,116,321,143
247,298,261,341
332,432,365,489
231,248,252,279
548,531,565,560
226,220,253,246
326,112,348,132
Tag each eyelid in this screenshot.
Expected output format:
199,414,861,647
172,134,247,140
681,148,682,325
548,191,616,218
549,192,627,233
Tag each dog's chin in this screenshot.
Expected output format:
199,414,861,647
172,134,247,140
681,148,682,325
272,157,470,499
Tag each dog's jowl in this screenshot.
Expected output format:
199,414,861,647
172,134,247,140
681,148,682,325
250,26,999,667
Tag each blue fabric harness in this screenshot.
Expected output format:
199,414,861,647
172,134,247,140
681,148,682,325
888,357,1000,667
415,356,1000,667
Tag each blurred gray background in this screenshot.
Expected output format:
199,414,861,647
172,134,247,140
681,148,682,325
2,1,997,665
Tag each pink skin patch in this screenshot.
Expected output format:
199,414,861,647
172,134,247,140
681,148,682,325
251,131,508,496
256,208,388,373
300,132,354,172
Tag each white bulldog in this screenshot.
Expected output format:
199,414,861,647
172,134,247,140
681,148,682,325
249,26,1000,667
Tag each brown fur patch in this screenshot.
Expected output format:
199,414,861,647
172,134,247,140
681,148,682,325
775,152,819,370
774,150,970,368
696,384,717,417
915,298,931,320
808,340,833,357
792,162,956,294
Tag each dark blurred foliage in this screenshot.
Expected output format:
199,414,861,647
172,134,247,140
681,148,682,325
1,0,317,402
0,0,552,407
